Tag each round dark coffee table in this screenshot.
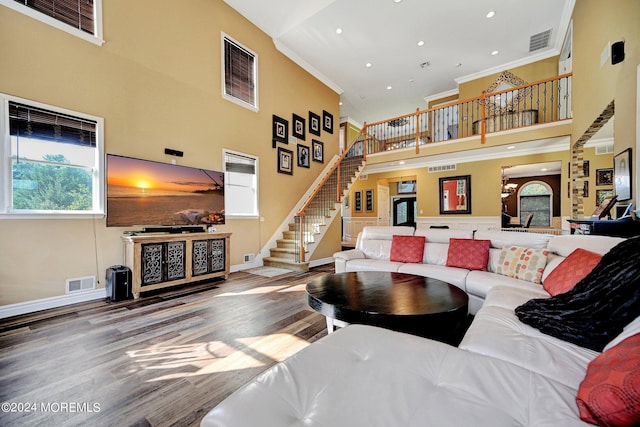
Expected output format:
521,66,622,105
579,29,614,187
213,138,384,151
306,271,468,344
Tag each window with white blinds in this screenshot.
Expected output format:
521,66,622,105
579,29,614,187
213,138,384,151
224,150,258,217
1,0,103,45
222,34,258,111
0,94,105,217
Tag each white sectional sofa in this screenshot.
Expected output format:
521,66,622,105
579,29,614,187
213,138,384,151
202,227,640,427
334,226,615,314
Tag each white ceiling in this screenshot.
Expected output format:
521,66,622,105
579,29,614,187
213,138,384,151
223,0,575,124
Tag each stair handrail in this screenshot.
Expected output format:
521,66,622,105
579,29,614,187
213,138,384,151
296,127,368,217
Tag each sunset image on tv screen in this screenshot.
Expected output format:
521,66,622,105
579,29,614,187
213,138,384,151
106,155,225,227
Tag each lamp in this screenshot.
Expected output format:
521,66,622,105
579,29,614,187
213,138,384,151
501,167,518,199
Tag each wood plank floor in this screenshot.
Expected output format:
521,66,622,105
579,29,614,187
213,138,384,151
0,264,334,427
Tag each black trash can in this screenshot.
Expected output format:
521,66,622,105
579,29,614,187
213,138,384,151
106,265,132,301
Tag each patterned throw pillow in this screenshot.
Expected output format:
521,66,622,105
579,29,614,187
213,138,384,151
496,246,549,284
576,333,640,426
390,235,425,263
446,238,491,271
543,248,602,296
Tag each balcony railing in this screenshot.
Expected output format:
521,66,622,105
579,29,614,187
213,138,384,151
354,73,572,156
292,73,572,263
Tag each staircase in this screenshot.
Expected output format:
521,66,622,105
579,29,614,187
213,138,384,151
263,143,366,272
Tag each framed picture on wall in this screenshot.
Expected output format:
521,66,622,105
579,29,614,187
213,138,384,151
292,113,305,140
596,168,614,185
309,111,321,136
439,175,471,214
312,139,324,163
354,190,362,212
596,189,614,206
583,160,590,177
614,148,632,201
277,147,293,175
297,144,310,168
322,110,333,134
365,189,374,212
272,115,288,147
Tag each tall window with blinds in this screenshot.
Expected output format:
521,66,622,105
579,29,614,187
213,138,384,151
222,34,258,111
0,95,104,216
224,150,258,217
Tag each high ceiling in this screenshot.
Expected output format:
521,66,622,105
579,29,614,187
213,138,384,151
223,0,574,125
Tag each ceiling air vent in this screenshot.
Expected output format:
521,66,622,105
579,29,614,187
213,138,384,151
428,164,456,173
529,29,551,52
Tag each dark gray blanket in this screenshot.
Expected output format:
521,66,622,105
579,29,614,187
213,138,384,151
515,236,640,352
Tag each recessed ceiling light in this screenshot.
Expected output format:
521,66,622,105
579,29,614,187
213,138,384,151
394,0,402,3
365,62,372,68
386,86,393,90
541,168,548,171
339,101,343,106
417,40,425,47
335,28,343,35
507,145,515,150
399,161,406,165
455,62,463,68
486,11,495,18
491,50,499,56
408,79,415,83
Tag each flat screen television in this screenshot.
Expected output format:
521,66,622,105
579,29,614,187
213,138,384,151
106,154,224,227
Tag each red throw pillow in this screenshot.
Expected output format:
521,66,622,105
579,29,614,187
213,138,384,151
543,248,602,296
390,235,425,263
576,333,640,426
446,238,490,271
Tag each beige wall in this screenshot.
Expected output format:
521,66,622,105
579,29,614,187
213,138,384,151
350,151,572,220
0,0,340,305
458,57,560,101
572,0,639,206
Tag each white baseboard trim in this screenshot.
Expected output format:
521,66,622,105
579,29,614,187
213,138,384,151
0,289,107,319
1,259,334,319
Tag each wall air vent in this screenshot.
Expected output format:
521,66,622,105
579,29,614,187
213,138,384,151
66,276,96,293
359,174,368,180
596,145,614,155
529,29,551,52
428,164,456,173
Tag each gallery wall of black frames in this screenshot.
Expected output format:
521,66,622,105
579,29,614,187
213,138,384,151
273,110,332,175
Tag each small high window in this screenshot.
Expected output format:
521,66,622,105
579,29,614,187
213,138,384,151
1,0,103,45
222,34,258,111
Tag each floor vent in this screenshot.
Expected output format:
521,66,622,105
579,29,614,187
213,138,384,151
428,164,456,173
66,276,96,294
596,145,614,155
529,29,551,52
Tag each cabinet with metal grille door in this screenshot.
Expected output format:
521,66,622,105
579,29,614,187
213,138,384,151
122,232,231,298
